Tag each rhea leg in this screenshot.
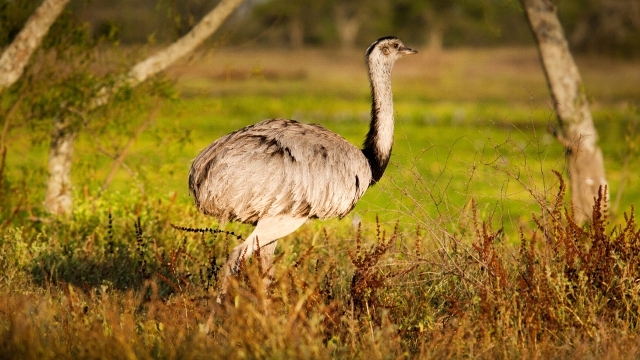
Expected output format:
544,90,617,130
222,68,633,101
217,215,307,301
204,216,306,333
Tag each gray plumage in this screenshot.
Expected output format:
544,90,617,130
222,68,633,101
190,119,370,224
189,37,416,312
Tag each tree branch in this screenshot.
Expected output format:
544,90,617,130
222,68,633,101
91,0,244,109
0,0,71,93
101,106,159,190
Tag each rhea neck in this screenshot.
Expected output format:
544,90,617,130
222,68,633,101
362,54,395,184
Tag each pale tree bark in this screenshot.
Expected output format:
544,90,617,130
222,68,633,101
427,27,443,53
334,5,361,49
288,12,304,49
521,0,608,224
44,0,244,215
425,10,444,53
44,118,76,214
0,0,71,93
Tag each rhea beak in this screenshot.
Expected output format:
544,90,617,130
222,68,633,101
399,46,418,55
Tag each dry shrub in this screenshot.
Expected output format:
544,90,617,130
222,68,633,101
423,172,640,358
204,219,409,358
349,220,401,317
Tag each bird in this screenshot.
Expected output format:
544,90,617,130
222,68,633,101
189,36,417,298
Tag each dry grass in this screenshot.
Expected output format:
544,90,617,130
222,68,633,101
1,166,639,358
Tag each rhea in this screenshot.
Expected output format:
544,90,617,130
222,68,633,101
189,36,417,296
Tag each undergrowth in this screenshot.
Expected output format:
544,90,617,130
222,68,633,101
0,170,639,359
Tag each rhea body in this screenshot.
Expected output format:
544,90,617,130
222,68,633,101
189,37,417,294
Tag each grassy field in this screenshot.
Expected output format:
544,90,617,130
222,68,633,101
9,47,639,229
2,46,640,358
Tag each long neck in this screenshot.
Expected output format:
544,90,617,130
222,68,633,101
362,58,394,184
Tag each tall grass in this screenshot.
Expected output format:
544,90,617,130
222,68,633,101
1,159,640,358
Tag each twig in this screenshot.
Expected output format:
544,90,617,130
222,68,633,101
0,92,26,151
101,105,159,190
170,223,244,241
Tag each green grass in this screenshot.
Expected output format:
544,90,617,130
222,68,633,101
115,47,640,231
6,47,640,237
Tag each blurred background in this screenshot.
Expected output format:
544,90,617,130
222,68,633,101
2,0,640,56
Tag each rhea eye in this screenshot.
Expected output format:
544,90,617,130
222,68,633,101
393,43,399,49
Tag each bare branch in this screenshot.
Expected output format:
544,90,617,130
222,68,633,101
101,106,159,190
91,0,244,109
0,0,71,93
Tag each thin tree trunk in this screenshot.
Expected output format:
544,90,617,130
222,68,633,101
0,0,71,93
427,28,443,53
521,0,608,223
44,0,244,215
289,11,304,49
44,117,76,214
334,5,361,50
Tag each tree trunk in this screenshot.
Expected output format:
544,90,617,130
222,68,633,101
427,27,443,53
521,0,608,223
334,5,361,50
289,11,304,49
0,0,71,93
44,117,76,214
44,0,244,214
